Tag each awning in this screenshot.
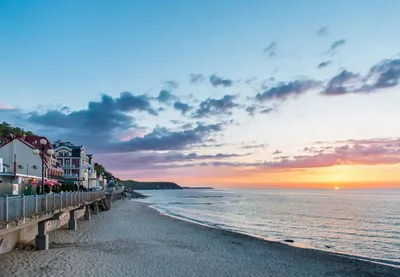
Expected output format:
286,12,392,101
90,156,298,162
59,180,82,185
44,180,59,187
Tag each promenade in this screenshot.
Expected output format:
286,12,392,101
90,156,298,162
0,191,118,254
1,200,398,277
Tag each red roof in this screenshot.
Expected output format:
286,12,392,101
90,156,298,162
24,136,55,152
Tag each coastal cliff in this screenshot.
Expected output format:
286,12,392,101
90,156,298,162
121,180,182,190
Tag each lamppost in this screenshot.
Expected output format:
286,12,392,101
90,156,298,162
33,139,55,194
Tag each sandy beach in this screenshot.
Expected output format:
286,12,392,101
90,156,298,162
0,200,399,277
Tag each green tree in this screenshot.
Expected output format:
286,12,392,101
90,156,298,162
0,121,36,138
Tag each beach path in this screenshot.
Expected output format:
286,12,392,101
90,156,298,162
0,200,398,277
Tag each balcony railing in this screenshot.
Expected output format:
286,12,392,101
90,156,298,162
0,191,105,223
0,167,13,174
48,174,63,180
63,174,79,179
62,165,77,169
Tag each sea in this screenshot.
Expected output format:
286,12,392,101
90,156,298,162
137,189,400,267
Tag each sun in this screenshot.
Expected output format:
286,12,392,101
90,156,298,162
334,186,340,190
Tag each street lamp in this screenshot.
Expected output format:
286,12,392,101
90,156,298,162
33,139,55,194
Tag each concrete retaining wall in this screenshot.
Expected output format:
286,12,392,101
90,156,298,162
0,209,84,254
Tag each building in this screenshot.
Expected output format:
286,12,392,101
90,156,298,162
52,141,98,189
24,136,64,180
87,154,100,188
0,134,63,195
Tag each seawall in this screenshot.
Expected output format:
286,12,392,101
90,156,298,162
0,208,85,254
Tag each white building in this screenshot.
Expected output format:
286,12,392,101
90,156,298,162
0,136,63,196
0,137,43,185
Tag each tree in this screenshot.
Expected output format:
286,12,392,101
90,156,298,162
94,162,118,181
0,121,36,138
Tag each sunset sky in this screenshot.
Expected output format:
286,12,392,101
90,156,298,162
1,1,400,189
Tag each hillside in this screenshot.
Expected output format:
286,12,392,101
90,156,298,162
122,180,182,190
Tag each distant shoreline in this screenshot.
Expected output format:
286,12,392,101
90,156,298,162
181,187,214,189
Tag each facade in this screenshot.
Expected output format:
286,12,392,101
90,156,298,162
24,136,64,180
0,135,63,195
0,137,42,185
52,141,98,188
87,154,98,188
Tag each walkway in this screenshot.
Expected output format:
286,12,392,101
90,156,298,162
0,191,105,225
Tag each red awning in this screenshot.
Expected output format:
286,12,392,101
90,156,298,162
44,181,55,186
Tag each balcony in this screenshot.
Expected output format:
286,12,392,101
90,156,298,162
0,169,13,175
63,174,79,179
48,174,63,180
62,165,77,169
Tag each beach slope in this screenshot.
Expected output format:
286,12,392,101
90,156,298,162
0,200,398,277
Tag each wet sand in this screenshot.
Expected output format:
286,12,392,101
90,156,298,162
0,200,399,277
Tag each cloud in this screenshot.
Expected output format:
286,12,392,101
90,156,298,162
189,74,205,84
0,107,26,125
245,105,273,116
327,39,346,55
364,58,400,90
163,80,179,89
317,61,332,69
109,122,225,153
260,108,273,114
241,143,268,150
115,91,158,115
256,79,320,102
244,77,258,84
191,142,226,148
0,101,12,110
193,95,239,118
155,137,400,170
209,74,233,87
29,94,135,132
320,58,400,96
156,90,177,104
98,151,250,170
173,101,192,115
273,150,282,155
181,123,193,129
317,27,329,36
245,106,257,116
13,92,163,151
321,70,360,95
276,138,400,168
170,120,185,125
263,41,278,57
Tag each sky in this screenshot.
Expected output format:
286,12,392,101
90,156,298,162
1,0,400,189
